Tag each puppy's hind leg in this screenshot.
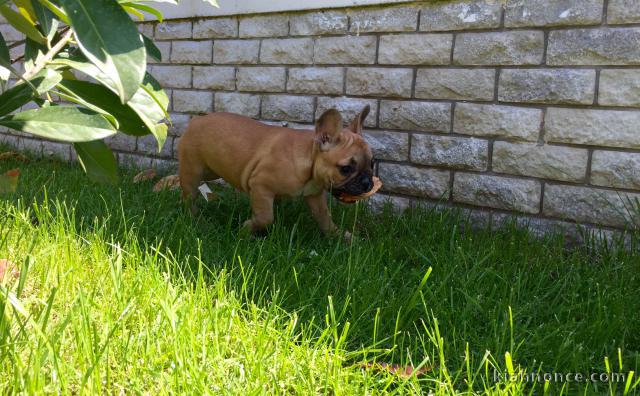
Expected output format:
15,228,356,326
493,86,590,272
179,162,204,216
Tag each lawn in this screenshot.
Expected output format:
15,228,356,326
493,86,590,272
1,153,639,394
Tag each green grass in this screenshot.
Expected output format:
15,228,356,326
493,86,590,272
1,154,639,394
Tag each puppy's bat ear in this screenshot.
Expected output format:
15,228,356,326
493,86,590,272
315,108,342,151
347,105,370,135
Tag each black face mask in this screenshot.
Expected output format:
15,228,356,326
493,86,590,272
331,169,375,200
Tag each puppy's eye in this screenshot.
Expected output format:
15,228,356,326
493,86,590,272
339,165,353,176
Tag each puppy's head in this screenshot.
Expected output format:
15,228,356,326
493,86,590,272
312,105,375,200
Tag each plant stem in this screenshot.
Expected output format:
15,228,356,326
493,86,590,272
22,28,73,80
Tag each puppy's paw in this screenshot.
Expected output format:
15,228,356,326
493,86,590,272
343,230,352,243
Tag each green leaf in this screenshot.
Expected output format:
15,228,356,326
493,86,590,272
51,54,119,89
0,32,9,67
0,106,116,142
32,0,59,41
0,33,9,90
59,0,146,103
52,56,168,148
57,79,151,136
121,2,164,22
0,4,46,44
0,68,62,116
0,83,32,116
142,34,161,62
24,37,47,73
73,139,119,183
138,72,169,119
129,73,168,150
36,0,69,25
54,87,119,128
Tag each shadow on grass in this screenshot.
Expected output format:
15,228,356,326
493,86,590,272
2,153,640,393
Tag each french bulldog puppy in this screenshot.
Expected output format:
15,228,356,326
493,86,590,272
177,105,375,237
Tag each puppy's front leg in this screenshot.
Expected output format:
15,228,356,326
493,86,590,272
243,187,275,234
305,192,350,240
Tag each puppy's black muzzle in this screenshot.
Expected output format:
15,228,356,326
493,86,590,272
331,171,374,202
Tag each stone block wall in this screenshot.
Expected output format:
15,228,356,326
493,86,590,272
2,0,640,239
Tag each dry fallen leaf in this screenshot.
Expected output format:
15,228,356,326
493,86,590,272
338,177,383,204
133,168,157,183
0,259,20,283
0,168,20,194
360,362,432,378
0,152,29,162
153,174,181,192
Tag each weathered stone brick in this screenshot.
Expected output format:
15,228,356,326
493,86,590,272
138,23,154,38
42,141,71,161
261,95,314,122
155,21,192,40
492,142,588,182
213,40,259,64
349,6,418,33
137,135,173,157
598,69,640,107
171,41,212,64
104,133,136,151
0,24,23,41
239,15,288,38
415,68,494,101
0,134,20,148
315,97,378,127
193,17,237,38
314,36,376,65
454,31,544,65
19,138,43,155
543,184,640,227
544,108,640,149
378,163,450,199
378,34,452,65
499,69,596,104
367,193,412,213
167,113,192,136
379,100,451,132
454,173,541,213
214,92,260,117
154,158,179,170
260,38,313,64
287,67,343,95
172,90,213,113
148,41,171,64
591,150,640,190
548,28,640,65
237,67,285,92
118,153,154,169
364,131,409,161
149,65,191,89
346,68,413,97
290,11,348,35
608,0,640,24
505,0,603,27
193,66,235,90
419,0,502,31
411,135,488,171
454,103,542,141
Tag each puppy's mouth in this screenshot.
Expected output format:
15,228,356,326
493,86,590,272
330,172,375,203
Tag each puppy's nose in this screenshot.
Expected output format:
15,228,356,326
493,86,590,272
360,174,373,191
